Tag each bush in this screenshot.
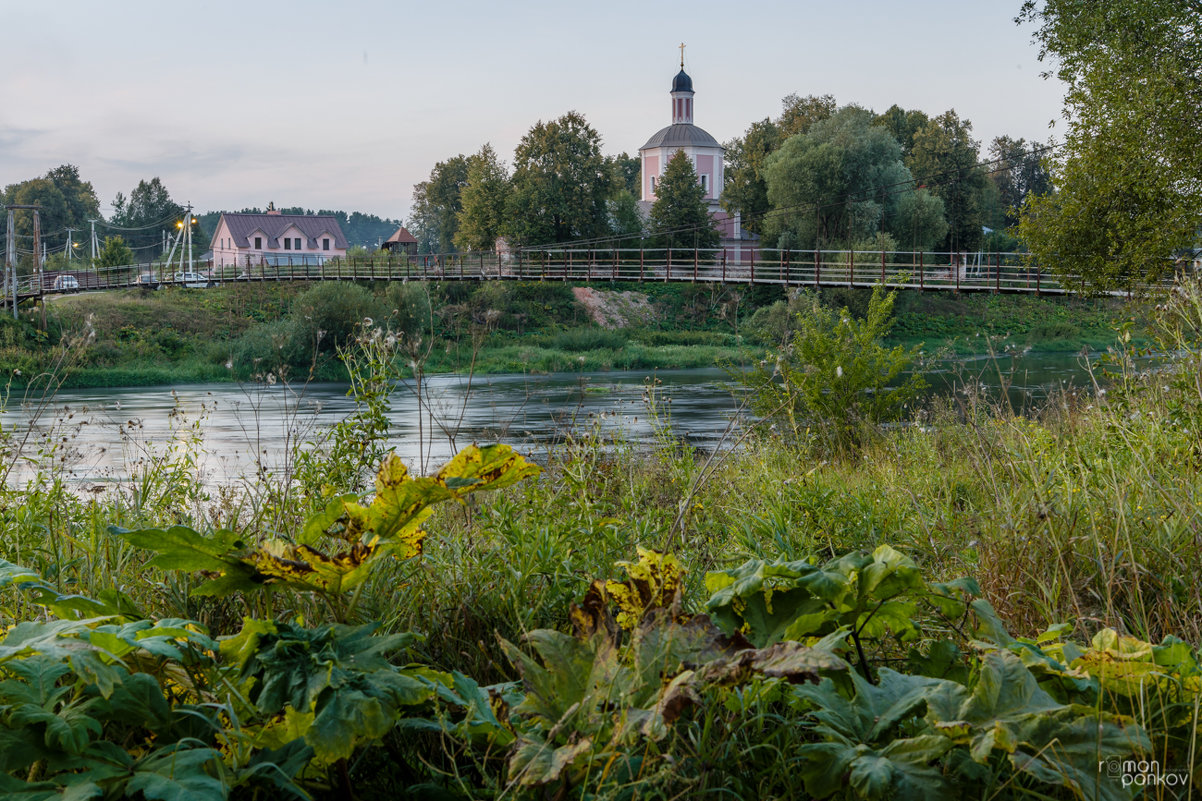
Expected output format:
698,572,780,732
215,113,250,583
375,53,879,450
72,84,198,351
743,285,925,450
384,281,433,340
290,282,384,354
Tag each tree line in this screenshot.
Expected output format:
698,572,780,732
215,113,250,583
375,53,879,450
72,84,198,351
1,171,402,273
408,99,1052,261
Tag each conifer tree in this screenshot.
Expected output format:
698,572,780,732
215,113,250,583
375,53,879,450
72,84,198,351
648,150,719,252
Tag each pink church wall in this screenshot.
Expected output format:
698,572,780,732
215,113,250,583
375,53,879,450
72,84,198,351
696,154,715,198
643,154,660,200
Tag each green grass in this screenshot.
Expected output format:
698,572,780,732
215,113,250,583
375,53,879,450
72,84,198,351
1,280,1143,391
2,301,1201,796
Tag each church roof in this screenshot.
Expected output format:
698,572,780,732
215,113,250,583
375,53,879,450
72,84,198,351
640,123,722,151
671,69,693,93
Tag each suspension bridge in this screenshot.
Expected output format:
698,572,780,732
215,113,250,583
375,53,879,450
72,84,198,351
6,247,1091,305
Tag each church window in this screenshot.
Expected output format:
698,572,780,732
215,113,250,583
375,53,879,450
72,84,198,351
700,174,709,194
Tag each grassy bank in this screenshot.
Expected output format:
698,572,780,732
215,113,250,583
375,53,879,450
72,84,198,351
0,284,1199,796
1,280,1143,389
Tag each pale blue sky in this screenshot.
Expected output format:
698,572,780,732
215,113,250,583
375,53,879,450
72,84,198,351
1,0,1064,222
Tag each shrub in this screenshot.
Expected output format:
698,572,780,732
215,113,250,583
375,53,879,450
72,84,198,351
744,285,925,450
290,282,385,354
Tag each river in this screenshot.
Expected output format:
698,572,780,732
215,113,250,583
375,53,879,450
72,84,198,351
0,352,1100,485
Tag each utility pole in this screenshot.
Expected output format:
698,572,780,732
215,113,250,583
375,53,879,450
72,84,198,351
4,207,14,319
186,203,193,271
89,219,98,263
5,204,42,319
66,228,76,261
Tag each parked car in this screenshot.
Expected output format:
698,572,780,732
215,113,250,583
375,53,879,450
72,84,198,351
52,274,80,292
135,272,160,290
172,271,213,288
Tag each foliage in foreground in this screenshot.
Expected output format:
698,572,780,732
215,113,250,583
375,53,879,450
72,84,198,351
1,442,1197,798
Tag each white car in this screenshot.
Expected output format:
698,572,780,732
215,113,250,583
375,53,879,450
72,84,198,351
52,274,80,292
173,271,212,288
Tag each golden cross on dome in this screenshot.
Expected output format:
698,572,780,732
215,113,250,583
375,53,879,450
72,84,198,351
679,42,685,68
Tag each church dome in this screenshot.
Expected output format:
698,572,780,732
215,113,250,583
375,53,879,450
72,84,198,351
640,123,721,151
671,69,693,93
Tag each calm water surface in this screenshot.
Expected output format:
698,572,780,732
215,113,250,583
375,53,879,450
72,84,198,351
1,353,1100,485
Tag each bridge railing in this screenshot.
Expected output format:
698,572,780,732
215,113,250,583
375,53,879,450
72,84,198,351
19,248,1084,297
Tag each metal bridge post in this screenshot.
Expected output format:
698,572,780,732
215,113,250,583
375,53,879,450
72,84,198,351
880,250,886,284
693,248,698,283
749,248,755,284
995,252,1000,293
955,252,961,293
849,248,854,288
813,249,819,287
639,248,644,282
666,249,671,283
721,250,726,283
919,251,924,290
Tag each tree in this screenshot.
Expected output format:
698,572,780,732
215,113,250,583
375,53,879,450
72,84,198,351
1017,0,1201,290
605,153,641,197
608,190,644,246
763,106,912,249
906,111,987,252
647,150,719,252
410,155,470,254
504,111,612,246
454,144,511,252
988,136,1052,228
96,235,134,269
110,178,193,258
0,165,100,264
777,93,837,139
722,95,836,233
722,118,779,234
873,105,930,160
893,189,949,253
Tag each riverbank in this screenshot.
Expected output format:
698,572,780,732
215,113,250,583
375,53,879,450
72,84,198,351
3,280,1144,388
0,288,1198,795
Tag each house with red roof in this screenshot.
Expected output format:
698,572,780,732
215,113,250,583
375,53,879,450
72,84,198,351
209,206,349,268
381,225,418,255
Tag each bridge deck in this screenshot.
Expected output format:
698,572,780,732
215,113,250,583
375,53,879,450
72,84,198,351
12,248,1113,300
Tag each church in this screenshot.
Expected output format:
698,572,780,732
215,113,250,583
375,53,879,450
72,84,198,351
637,55,749,254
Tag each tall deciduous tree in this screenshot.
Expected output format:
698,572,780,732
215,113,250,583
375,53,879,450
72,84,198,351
873,105,930,160
454,144,511,252
1017,0,1202,290
722,94,835,233
410,155,470,254
648,150,719,252
722,118,779,235
988,136,1052,228
605,153,641,197
1,165,101,263
906,111,987,252
763,106,912,249
504,111,612,246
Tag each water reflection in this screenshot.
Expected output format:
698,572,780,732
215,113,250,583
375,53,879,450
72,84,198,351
0,352,1104,485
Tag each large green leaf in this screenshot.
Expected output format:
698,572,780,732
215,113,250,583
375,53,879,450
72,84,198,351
125,743,227,801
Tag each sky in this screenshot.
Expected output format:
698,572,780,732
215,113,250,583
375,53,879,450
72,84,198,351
1,0,1065,223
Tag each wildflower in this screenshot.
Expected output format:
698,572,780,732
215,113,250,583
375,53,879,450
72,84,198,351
835,366,843,378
